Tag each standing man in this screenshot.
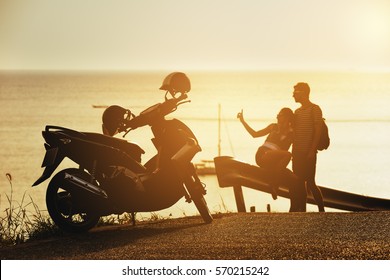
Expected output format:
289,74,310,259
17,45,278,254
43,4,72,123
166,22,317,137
292,82,325,212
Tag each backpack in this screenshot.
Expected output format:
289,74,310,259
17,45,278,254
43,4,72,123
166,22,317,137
309,105,330,151
317,118,330,151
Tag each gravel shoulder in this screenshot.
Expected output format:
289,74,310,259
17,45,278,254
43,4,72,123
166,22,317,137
1,212,390,260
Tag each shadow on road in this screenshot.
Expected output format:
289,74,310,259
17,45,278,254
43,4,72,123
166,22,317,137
1,216,211,259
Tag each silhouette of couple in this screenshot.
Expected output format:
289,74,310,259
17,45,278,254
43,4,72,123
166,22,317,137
238,82,325,212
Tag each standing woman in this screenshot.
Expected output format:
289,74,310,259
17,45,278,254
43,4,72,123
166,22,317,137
237,107,295,199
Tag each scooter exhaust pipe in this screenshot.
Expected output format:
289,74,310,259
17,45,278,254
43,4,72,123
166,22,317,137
64,173,108,199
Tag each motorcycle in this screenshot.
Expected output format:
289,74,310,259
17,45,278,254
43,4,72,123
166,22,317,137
32,72,213,233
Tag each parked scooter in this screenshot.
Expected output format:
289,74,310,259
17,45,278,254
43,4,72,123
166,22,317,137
32,72,213,233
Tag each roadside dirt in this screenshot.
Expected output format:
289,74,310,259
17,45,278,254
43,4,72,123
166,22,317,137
1,212,390,260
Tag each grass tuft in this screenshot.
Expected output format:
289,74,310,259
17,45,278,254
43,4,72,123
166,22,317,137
0,173,60,245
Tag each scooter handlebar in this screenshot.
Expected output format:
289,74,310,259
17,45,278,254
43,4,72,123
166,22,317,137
123,94,189,130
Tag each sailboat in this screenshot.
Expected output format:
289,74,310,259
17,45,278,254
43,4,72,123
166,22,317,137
194,159,216,175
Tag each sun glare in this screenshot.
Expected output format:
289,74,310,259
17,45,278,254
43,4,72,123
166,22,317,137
345,2,390,65
361,10,390,45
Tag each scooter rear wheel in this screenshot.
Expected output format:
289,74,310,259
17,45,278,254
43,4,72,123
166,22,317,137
46,169,101,233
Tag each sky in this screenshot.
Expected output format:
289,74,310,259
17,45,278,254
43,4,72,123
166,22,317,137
1,0,390,71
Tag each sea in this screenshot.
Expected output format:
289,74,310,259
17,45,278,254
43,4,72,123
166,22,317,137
1,70,390,218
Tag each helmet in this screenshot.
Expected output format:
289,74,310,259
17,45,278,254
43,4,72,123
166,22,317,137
102,105,127,136
159,72,191,95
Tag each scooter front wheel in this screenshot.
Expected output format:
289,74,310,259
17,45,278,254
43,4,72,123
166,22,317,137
46,169,101,233
192,192,213,224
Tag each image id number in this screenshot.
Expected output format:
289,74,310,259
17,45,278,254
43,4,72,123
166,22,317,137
215,266,269,276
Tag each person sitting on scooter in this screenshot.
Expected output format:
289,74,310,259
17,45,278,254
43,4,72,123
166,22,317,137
237,107,294,200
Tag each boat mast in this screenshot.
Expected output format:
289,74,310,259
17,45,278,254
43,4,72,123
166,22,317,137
218,103,221,157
